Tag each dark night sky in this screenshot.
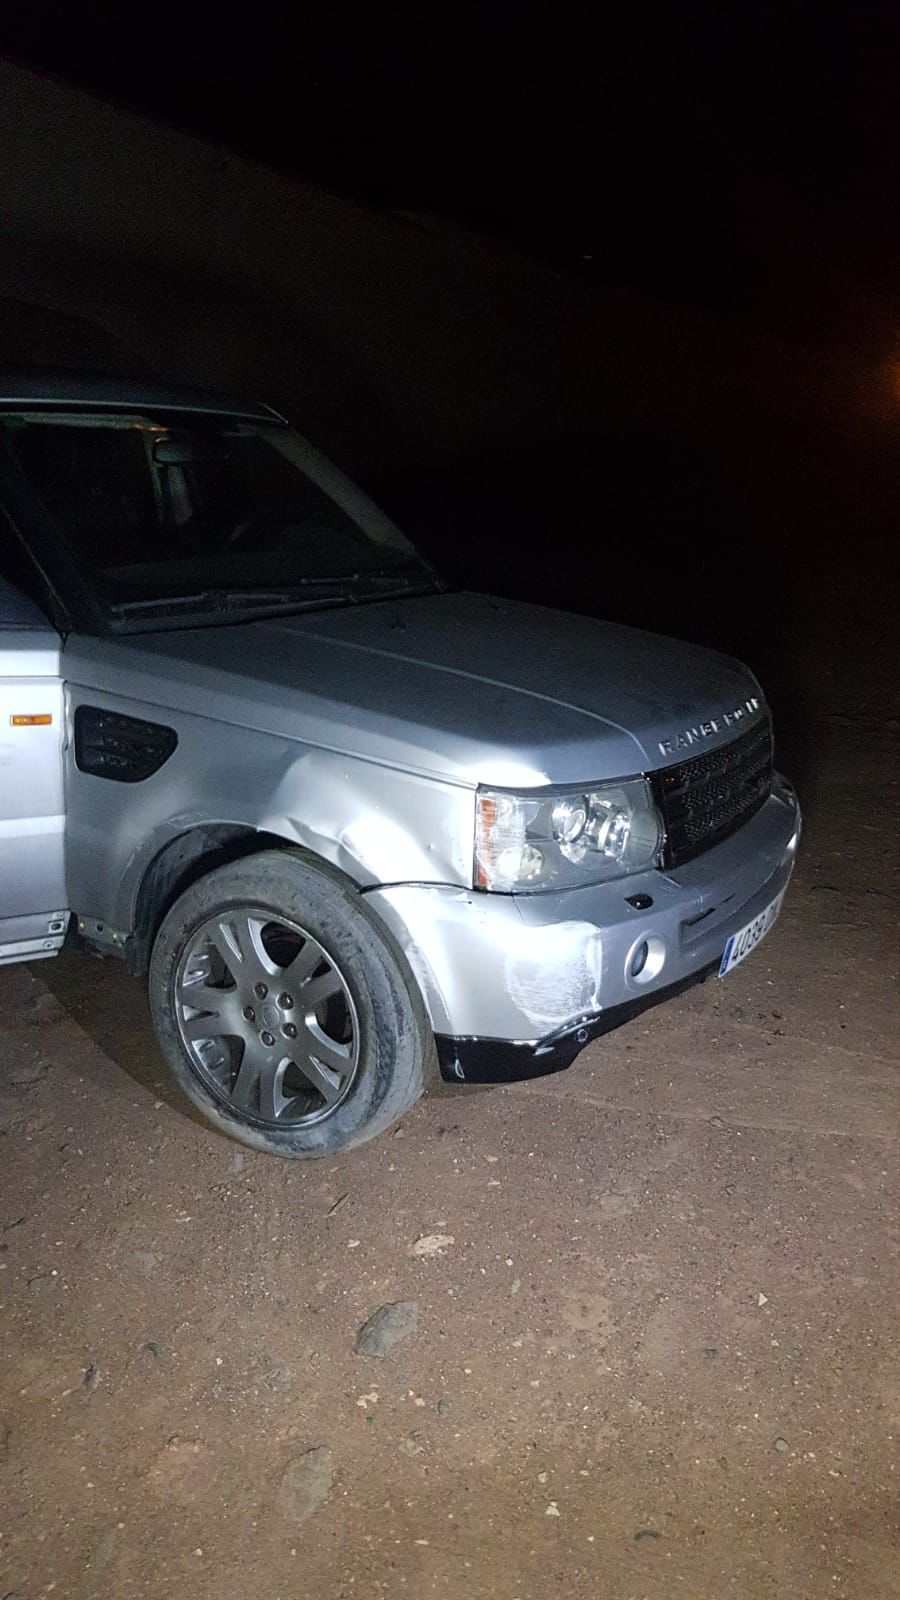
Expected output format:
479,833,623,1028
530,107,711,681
0,5,896,753
4,3,898,337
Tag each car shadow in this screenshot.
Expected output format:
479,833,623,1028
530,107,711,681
39,947,211,1130
39,946,477,1130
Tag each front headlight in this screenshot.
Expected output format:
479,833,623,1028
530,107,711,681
475,779,663,892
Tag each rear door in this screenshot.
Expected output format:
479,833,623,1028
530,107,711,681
0,576,69,964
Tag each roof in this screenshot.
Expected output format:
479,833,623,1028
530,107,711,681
0,370,284,423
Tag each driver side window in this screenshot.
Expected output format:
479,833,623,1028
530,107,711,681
6,419,166,568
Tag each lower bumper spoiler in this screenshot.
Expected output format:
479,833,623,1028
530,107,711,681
435,959,719,1083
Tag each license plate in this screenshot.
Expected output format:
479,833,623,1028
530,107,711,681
719,892,784,977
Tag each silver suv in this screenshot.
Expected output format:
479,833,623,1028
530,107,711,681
0,374,800,1155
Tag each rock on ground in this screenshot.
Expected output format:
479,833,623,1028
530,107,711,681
355,1300,419,1357
276,1447,333,1524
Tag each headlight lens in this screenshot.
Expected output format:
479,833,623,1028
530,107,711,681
551,795,589,844
475,780,663,892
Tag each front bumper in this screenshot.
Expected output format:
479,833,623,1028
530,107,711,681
365,774,800,1083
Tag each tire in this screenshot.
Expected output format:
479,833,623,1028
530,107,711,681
148,850,431,1156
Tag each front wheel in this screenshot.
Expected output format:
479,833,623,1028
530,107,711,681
148,851,431,1156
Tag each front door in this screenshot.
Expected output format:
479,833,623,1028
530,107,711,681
0,576,68,964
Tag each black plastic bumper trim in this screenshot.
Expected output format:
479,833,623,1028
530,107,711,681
435,960,719,1083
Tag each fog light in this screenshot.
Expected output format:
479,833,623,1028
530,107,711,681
631,940,649,978
626,934,666,986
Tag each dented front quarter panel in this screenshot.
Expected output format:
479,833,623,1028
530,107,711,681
60,668,476,934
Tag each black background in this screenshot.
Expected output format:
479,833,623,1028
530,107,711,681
5,3,898,318
2,3,897,787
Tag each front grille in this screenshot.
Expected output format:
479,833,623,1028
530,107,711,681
651,714,773,869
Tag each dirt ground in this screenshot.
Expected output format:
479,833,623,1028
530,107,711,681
1,651,897,1600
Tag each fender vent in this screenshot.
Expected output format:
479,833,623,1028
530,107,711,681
74,705,178,783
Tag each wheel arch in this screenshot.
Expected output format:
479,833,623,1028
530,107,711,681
129,824,363,974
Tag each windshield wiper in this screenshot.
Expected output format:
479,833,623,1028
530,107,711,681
112,568,440,617
113,589,311,616
277,567,437,591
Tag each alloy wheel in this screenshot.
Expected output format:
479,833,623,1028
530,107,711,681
174,909,360,1128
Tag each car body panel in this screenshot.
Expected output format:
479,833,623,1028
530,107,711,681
62,589,763,790
59,667,477,935
0,577,68,962
0,370,283,422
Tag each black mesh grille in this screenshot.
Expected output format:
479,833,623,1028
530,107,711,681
651,714,773,868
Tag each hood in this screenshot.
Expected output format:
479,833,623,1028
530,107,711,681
90,591,765,787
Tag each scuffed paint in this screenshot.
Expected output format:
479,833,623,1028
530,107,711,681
366,884,606,1039
402,936,452,1036
502,919,604,1031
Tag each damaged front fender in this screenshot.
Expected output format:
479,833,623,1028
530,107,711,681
62,695,477,935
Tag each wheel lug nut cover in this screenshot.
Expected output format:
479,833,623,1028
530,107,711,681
278,992,294,1008
254,983,268,999
261,1030,275,1046
243,1005,255,1020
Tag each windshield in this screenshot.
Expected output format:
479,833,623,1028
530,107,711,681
1,412,439,617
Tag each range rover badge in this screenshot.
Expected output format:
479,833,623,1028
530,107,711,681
658,697,760,757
